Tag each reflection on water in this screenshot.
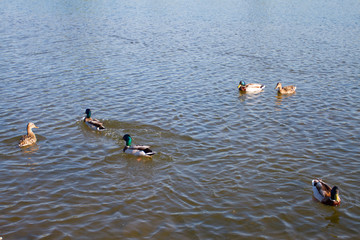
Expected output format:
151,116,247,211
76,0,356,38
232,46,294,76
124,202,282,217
325,209,340,226
20,144,39,154
275,92,297,105
238,91,265,102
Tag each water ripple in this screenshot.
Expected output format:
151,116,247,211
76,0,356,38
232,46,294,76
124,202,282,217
1,0,360,239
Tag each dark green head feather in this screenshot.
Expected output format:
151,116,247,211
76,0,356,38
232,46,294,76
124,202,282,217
123,134,132,146
85,109,91,118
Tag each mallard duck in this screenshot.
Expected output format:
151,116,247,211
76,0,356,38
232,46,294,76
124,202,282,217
238,81,265,93
122,134,155,157
19,122,39,147
84,109,105,131
275,82,296,94
312,179,341,206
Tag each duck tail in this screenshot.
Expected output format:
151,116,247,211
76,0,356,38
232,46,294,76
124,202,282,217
312,179,316,186
143,148,155,155
312,179,320,186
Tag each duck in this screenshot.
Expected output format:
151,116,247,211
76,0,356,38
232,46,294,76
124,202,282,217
237,81,265,93
83,109,105,131
275,82,296,94
19,122,39,147
312,179,341,206
122,134,155,157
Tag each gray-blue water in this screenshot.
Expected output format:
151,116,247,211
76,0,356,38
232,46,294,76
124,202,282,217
1,0,360,239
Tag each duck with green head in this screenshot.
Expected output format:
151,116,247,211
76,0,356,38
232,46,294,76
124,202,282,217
122,134,155,157
312,179,341,206
238,81,265,93
84,109,105,131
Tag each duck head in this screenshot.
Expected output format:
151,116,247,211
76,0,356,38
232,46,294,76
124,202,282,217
331,186,340,202
237,81,246,89
275,82,282,89
85,109,92,118
27,122,39,130
123,134,132,146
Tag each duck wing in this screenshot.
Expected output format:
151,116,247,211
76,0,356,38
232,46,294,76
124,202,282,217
132,145,150,149
312,179,332,200
19,134,27,143
132,145,155,155
318,179,332,197
19,135,27,147
124,145,155,156
283,85,296,91
246,83,264,88
131,145,151,151
87,119,105,129
19,135,36,147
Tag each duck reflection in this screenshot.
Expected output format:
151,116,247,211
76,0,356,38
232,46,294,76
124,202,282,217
238,91,264,102
21,144,39,154
325,208,340,227
275,92,296,105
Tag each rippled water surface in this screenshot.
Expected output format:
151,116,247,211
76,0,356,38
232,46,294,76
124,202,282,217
1,0,360,239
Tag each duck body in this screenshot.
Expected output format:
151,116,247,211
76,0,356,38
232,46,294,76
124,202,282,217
84,118,106,131
238,81,265,93
84,109,105,131
312,179,341,206
275,82,296,94
19,122,38,147
122,134,155,157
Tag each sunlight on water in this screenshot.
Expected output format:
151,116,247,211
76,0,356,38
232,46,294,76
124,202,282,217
0,0,359,239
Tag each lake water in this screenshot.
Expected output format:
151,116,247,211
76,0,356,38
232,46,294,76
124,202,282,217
1,0,360,239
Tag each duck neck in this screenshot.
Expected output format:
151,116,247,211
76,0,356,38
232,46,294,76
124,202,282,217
85,110,92,121
125,138,132,147
27,127,35,137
